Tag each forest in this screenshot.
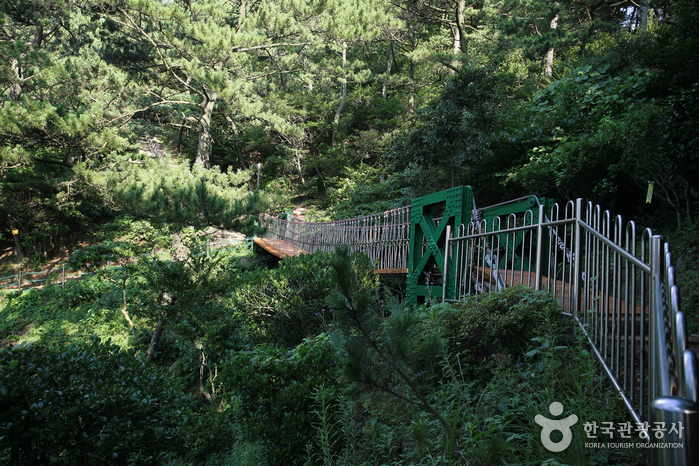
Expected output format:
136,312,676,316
1,0,698,464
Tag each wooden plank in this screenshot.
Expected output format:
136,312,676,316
471,266,645,315
253,237,308,259
374,268,408,275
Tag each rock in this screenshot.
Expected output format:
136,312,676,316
201,226,246,240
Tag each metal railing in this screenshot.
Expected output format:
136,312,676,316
260,207,411,271
445,198,698,462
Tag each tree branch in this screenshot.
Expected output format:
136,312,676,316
231,42,310,52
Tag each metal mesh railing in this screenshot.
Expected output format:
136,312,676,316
445,198,698,444
260,207,411,271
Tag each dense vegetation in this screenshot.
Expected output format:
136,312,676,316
1,238,644,465
2,1,698,248
1,0,697,464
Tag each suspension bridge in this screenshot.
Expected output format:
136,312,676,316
256,185,699,465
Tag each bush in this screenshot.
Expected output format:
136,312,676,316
435,286,562,378
232,251,377,346
221,334,342,466
0,338,194,465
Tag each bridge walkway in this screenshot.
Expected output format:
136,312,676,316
253,237,308,259
253,237,407,274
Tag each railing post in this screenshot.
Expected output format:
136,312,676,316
443,225,451,302
206,239,210,257
648,237,699,466
535,204,544,291
572,198,583,317
685,350,699,403
650,235,670,400
650,397,699,466
62,263,65,286
18,269,22,291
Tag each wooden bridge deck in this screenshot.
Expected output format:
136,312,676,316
253,237,308,259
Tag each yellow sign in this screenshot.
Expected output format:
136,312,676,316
11,229,19,235
646,182,654,204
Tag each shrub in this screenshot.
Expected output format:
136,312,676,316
435,286,562,378
0,338,193,465
232,251,377,347
221,334,342,466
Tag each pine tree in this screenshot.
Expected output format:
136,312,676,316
326,247,456,453
98,154,264,233
0,1,137,258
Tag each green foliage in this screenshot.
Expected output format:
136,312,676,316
326,247,451,449
435,286,560,378
430,288,645,466
326,164,437,218
447,333,644,465
506,66,654,199
101,157,265,235
308,385,339,466
506,63,699,227
0,2,136,257
0,278,136,348
133,249,236,367
232,250,377,346
222,334,342,466
67,242,142,272
116,218,174,248
667,222,699,334
386,64,528,205
389,66,504,173
0,338,193,465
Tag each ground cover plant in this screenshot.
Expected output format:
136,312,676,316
0,244,654,465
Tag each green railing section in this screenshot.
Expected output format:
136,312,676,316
475,195,554,273
406,185,473,304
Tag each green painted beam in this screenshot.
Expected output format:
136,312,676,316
407,186,473,305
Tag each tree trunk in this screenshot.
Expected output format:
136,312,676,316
331,41,348,147
9,58,22,100
639,0,648,31
408,59,415,115
9,219,26,263
146,319,164,363
304,54,313,94
455,0,468,55
195,89,217,169
237,0,247,33
382,43,393,100
120,276,138,339
545,13,559,79
295,149,305,185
